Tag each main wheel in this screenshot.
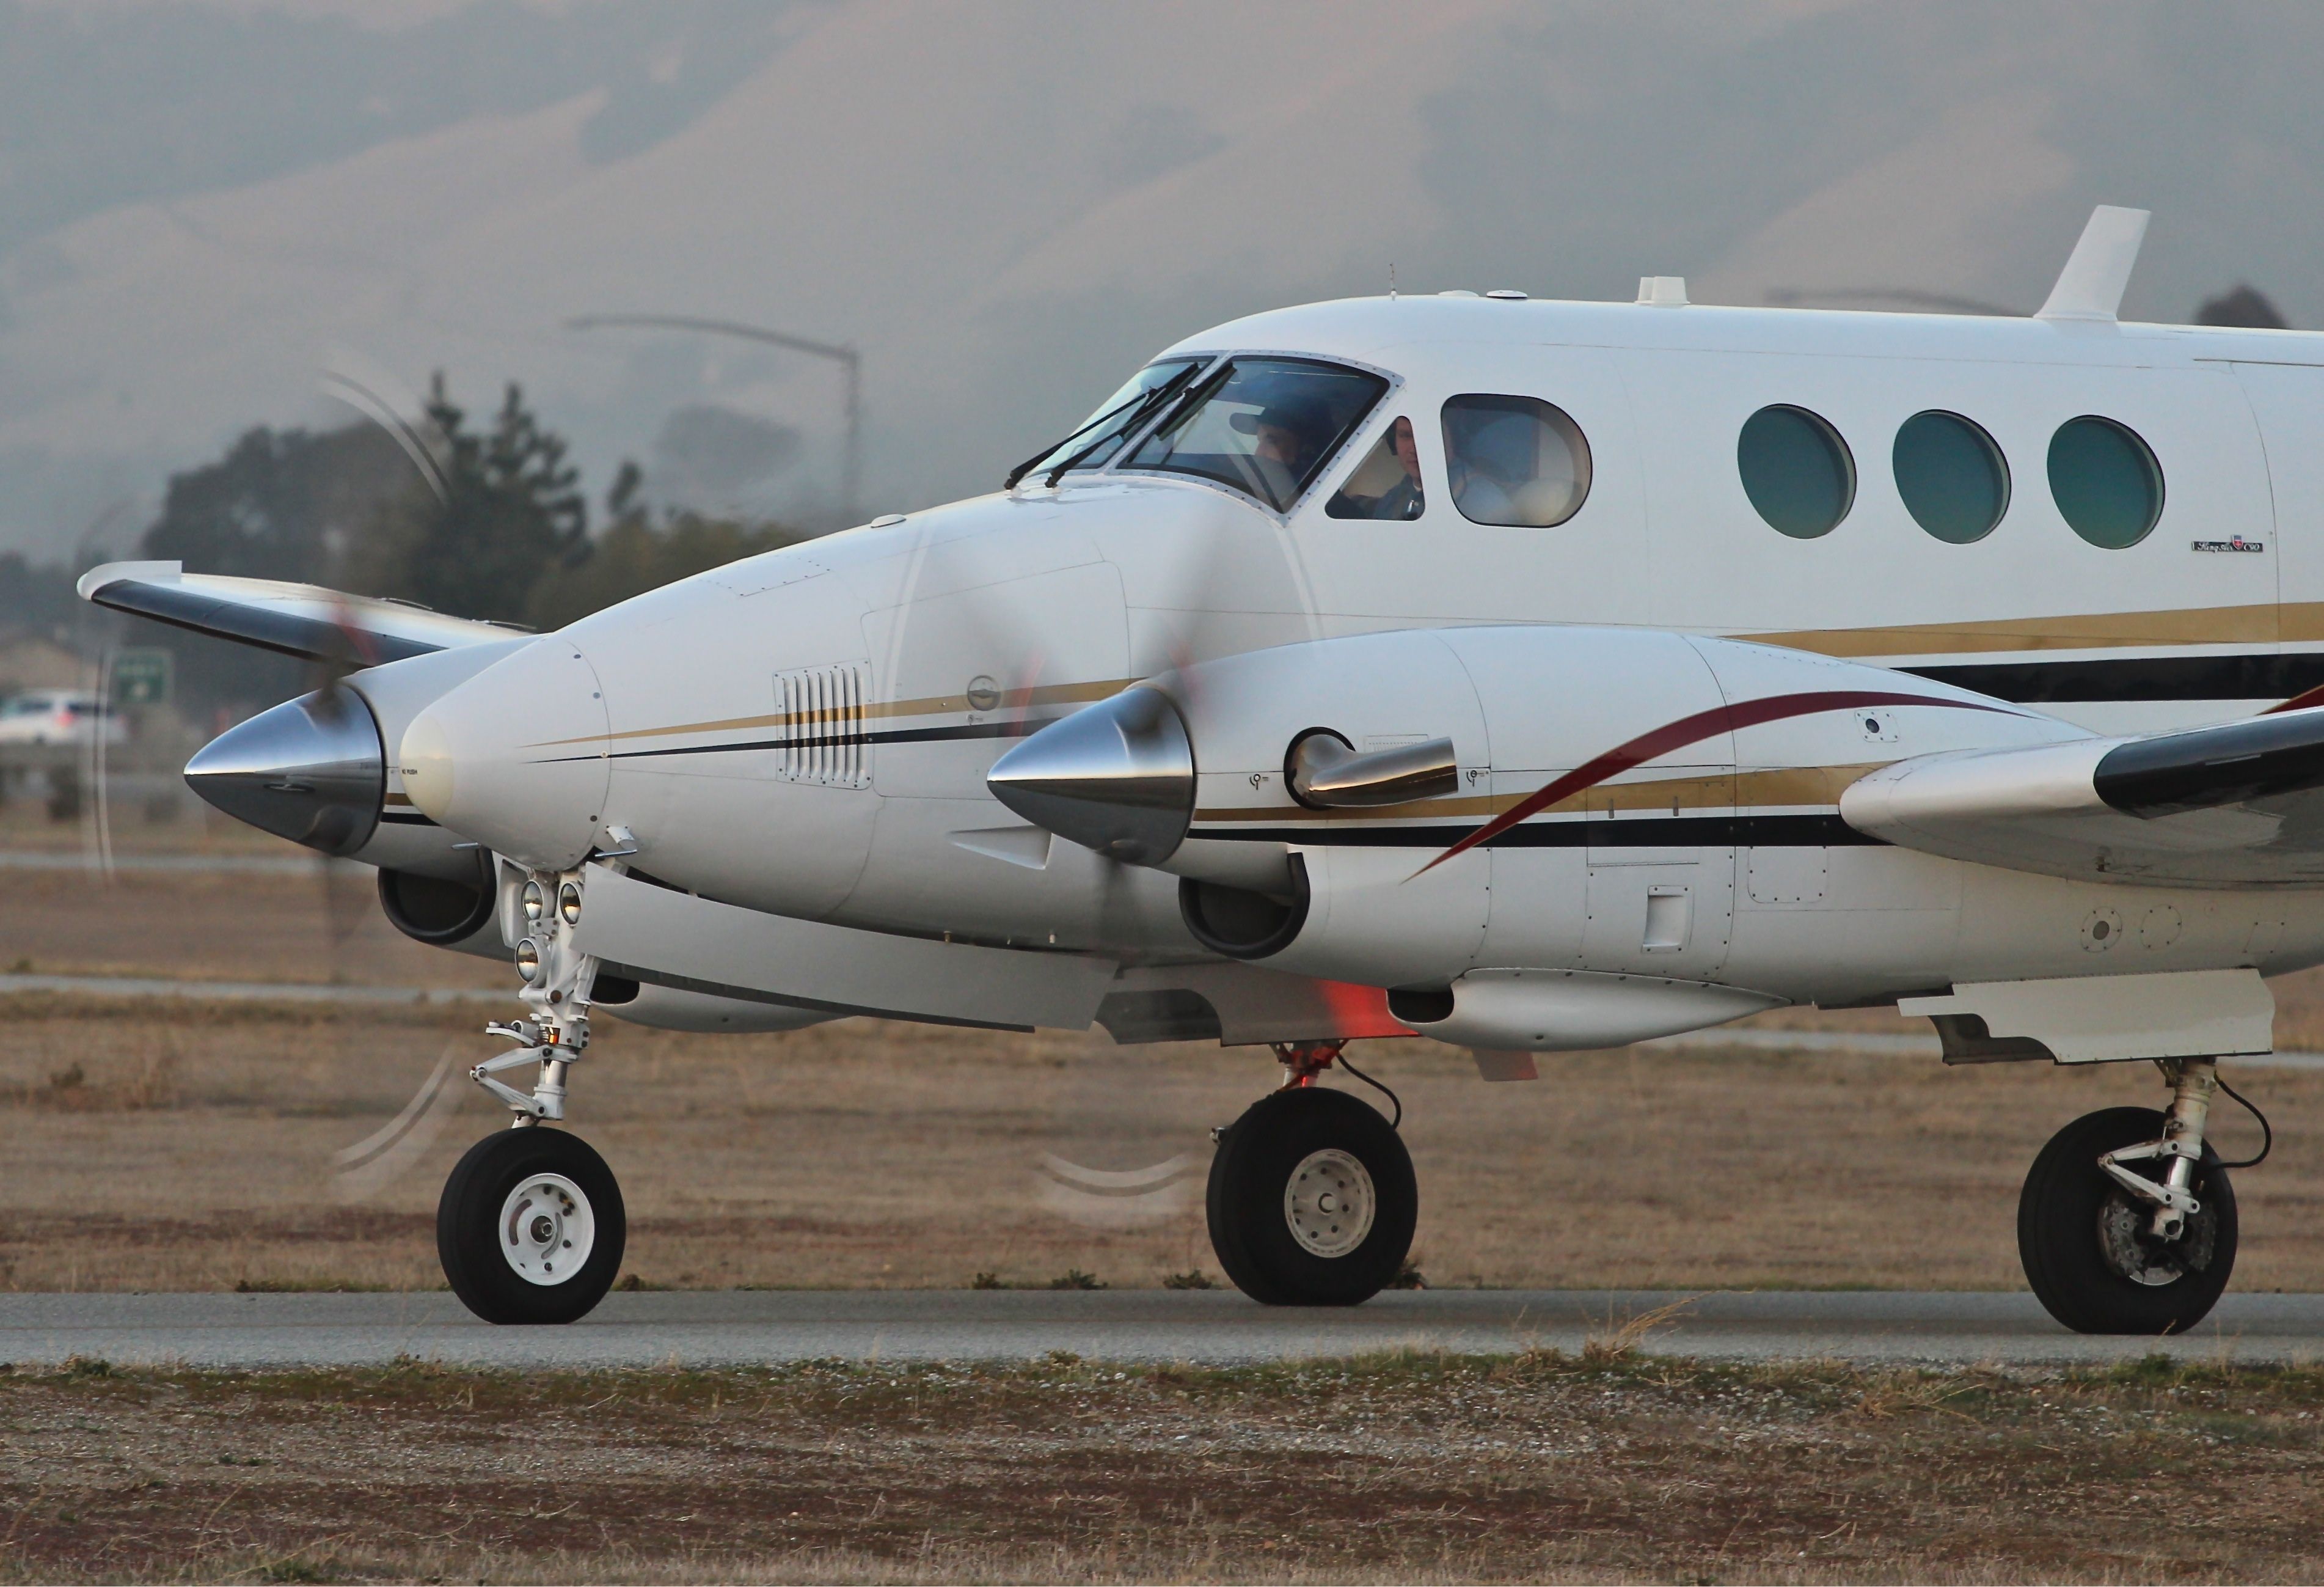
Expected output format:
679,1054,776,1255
2019,1105,2237,1335
438,1127,626,1325
1206,1085,1416,1306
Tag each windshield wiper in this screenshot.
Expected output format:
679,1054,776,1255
1043,360,1231,489
1004,361,1208,491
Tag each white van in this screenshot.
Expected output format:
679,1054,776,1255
0,689,128,747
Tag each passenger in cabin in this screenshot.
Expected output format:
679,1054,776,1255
1325,416,1425,520
1445,445,1517,524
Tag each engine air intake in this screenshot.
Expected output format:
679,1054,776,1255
775,663,870,788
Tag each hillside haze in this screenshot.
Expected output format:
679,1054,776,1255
3,0,2321,562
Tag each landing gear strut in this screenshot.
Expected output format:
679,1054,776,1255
1206,1042,1417,1306
2019,1058,2239,1335
439,868,626,1325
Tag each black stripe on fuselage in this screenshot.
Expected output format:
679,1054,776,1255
558,650,2318,768
1903,651,2324,704
546,719,1050,764
1193,813,1876,848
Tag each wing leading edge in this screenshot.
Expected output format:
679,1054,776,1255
77,561,524,665
1843,706,2324,887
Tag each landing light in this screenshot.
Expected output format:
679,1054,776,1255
515,938,542,982
522,881,546,923
558,882,582,925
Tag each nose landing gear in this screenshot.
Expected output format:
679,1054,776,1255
1205,1042,1417,1306
439,868,627,1325
2019,1058,2240,1335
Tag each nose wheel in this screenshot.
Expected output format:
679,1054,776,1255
438,1127,626,1324
1207,1085,1416,1305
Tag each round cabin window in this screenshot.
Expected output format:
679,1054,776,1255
2049,416,2164,549
1893,410,2010,544
1738,405,1855,538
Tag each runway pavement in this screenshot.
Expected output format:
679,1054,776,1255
3,1289,2319,1371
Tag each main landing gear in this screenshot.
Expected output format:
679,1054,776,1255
440,871,627,1325
2019,1058,2249,1335
1207,1042,1417,1305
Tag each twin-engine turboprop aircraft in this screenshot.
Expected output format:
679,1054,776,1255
85,206,2324,1332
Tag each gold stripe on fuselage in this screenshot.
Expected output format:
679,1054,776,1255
524,678,1136,750
534,599,2312,755
1741,602,2302,658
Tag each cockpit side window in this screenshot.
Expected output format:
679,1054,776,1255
1006,357,1207,488
1124,357,1387,511
1441,394,1592,527
1325,417,1424,521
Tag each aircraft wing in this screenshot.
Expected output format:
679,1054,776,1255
77,560,526,664
1841,706,2324,887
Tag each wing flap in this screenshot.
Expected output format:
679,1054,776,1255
77,561,525,664
1843,706,2324,887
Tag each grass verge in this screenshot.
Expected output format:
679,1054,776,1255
3,1348,2321,1583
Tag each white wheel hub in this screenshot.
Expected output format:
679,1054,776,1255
499,1172,594,1286
1284,1148,1375,1258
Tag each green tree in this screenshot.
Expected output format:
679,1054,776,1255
522,462,803,630
136,418,422,709
349,376,588,622
142,421,417,585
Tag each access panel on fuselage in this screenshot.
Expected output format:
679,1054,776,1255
2231,361,2324,666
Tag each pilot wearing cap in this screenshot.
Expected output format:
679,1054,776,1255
1246,395,1329,505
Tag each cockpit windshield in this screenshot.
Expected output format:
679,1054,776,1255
1004,357,1207,488
1122,357,1387,511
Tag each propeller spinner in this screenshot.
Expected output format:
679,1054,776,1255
182,686,386,856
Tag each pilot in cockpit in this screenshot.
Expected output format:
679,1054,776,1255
1323,415,1424,521
1247,398,1325,504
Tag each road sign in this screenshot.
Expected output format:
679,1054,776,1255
111,648,172,706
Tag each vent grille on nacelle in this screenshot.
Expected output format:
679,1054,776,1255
773,663,871,788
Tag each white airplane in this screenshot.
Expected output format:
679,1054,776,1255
82,207,2322,1334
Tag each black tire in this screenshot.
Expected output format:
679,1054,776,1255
1206,1085,1416,1306
2019,1105,2237,1335
437,1127,626,1325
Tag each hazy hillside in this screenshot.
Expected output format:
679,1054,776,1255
3,0,2321,562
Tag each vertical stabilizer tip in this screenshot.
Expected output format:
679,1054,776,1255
2037,205,2150,323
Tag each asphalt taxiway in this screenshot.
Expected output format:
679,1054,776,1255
3,1289,2317,1371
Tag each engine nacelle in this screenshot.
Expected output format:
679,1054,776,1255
995,623,2077,1039
183,639,532,879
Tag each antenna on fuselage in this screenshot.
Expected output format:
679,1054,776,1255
2037,205,2151,323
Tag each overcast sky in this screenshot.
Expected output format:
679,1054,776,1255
4,0,2321,562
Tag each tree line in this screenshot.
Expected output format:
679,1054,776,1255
133,377,803,711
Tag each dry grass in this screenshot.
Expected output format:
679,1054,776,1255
3,986,2322,1296
0,867,505,988
4,862,2324,1295
1,1352,2320,1583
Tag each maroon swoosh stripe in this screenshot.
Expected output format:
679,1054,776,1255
1412,689,2022,876
2265,683,2324,716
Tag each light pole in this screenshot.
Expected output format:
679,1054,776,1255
567,313,863,525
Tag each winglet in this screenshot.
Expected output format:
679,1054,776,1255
76,560,180,603
2036,205,2150,323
